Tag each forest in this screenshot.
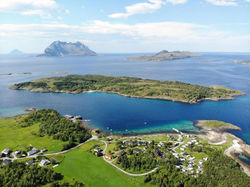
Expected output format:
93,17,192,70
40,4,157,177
21,109,91,149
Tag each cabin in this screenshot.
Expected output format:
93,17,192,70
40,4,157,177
137,140,147,146
107,137,113,141
92,129,101,134
123,140,133,146
158,142,164,147
14,150,21,155
26,160,34,165
2,159,11,165
27,148,40,156
105,154,113,160
172,142,179,147
116,150,126,157
39,159,50,167
2,149,11,156
154,148,163,157
132,148,141,154
41,148,47,153
75,115,83,120
94,148,102,156
64,115,73,119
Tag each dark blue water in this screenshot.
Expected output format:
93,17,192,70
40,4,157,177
0,53,250,143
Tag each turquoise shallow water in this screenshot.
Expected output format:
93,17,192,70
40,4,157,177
111,120,199,134
0,53,250,143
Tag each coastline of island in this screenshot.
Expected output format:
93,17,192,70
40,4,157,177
127,50,201,62
10,75,245,104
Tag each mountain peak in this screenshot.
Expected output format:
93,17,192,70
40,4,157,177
39,41,97,57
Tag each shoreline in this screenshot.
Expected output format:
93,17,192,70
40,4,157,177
10,88,245,104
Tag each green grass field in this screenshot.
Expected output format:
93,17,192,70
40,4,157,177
201,120,237,129
53,140,154,187
0,116,66,153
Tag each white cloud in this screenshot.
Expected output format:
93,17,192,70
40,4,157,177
205,0,238,6
0,21,250,52
166,0,188,4
0,0,57,16
108,0,188,19
65,9,70,14
109,0,165,19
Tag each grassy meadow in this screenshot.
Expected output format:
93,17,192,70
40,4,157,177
0,116,66,153
53,140,153,187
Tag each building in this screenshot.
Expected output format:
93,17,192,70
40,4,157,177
137,140,147,146
64,115,73,119
158,142,164,147
132,148,141,154
154,148,163,157
14,150,21,155
116,150,126,157
75,115,83,120
92,129,100,134
27,148,40,156
94,148,102,156
39,159,50,167
2,159,11,165
26,160,34,165
2,149,11,156
107,137,113,141
41,148,47,153
105,154,113,160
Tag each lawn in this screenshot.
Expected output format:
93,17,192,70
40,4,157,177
0,116,66,153
54,140,154,187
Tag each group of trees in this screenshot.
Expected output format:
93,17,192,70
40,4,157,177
0,162,63,186
117,152,157,172
0,162,85,187
22,109,91,149
13,75,241,103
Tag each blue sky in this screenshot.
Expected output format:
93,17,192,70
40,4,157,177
0,0,250,53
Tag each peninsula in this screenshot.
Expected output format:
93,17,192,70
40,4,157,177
127,50,201,62
38,41,97,57
10,74,244,104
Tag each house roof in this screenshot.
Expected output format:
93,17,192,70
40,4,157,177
105,154,112,158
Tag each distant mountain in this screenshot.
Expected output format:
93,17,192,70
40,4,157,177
39,41,97,57
10,49,24,55
127,50,201,62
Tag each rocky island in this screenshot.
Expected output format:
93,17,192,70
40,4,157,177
232,59,250,67
127,50,201,62
10,74,244,104
38,41,97,57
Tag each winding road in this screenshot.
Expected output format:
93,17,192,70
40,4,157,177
101,140,158,177
1,136,157,177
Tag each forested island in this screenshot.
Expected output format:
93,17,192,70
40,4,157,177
11,74,244,104
127,50,201,62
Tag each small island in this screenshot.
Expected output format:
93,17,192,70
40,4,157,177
10,74,244,104
127,50,201,62
232,59,250,67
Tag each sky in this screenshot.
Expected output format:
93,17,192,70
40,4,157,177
0,0,250,53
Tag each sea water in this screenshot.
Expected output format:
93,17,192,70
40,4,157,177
0,53,249,143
